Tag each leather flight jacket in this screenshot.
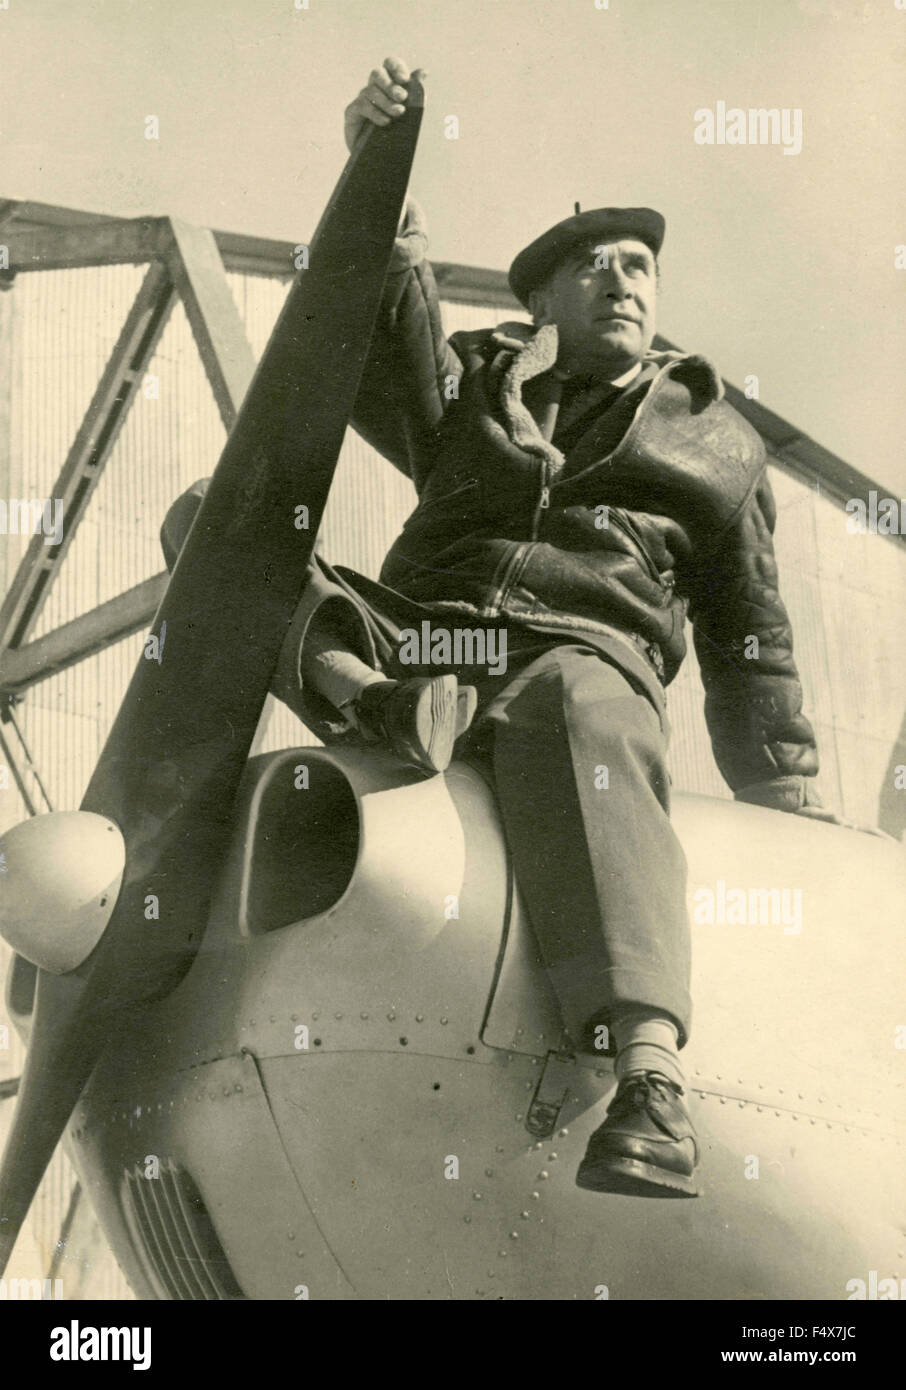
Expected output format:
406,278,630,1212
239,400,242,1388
350,217,819,795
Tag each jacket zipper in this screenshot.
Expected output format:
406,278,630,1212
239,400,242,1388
492,540,530,611
531,460,552,539
528,461,664,593
529,469,662,588
608,507,663,587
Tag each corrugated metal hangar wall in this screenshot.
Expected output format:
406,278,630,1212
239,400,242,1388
0,218,904,1299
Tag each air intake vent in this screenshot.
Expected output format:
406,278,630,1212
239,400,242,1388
121,1159,245,1300
242,754,361,932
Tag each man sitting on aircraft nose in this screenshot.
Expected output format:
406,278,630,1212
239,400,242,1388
162,57,825,1199
327,57,829,1200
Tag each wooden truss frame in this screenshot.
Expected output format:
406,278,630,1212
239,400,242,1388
0,201,270,700
0,197,895,706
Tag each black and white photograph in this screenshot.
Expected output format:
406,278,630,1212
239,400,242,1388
0,0,904,1342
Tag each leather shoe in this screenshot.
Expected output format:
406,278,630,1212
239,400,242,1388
352,676,476,774
576,1071,702,1198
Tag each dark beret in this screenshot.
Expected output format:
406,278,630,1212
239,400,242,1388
508,207,666,307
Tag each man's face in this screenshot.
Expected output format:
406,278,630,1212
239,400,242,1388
529,237,658,377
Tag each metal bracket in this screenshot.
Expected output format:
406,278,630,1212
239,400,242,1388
525,1051,575,1138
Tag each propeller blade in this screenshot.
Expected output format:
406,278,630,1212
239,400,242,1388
0,78,424,1275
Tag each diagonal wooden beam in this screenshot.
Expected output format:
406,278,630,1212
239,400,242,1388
0,722,38,817
0,278,17,631
0,263,176,653
0,573,167,694
165,217,257,429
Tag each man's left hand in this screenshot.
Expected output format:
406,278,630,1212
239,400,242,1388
736,775,896,840
793,779,841,824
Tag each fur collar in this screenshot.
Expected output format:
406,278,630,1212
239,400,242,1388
490,322,565,475
486,320,725,478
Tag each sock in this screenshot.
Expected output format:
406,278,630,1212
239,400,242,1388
612,1009,685,1090
299,638,385,716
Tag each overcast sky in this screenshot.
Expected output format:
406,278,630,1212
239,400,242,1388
2,0,905,490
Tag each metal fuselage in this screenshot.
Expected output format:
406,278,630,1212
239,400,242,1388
12,746,901,1301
